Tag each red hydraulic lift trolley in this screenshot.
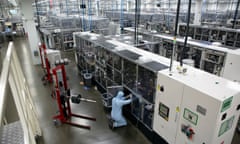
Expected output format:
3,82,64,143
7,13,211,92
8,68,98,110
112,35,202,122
52,64,96,129
39,43,52,85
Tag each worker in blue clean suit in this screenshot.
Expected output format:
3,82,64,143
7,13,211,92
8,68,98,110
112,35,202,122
110,91,132,129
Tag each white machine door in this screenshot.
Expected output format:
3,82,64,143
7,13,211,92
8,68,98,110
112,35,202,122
153,73,184,144
222,53,240,82
176,86,219,144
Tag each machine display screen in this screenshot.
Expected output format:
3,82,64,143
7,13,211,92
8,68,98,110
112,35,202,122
159,103,169,121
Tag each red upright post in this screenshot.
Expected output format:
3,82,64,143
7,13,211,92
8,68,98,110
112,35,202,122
54,88,66,122
39,44,44,68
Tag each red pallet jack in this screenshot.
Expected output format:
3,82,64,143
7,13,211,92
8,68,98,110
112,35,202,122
52,64,96,129
39,43,52,85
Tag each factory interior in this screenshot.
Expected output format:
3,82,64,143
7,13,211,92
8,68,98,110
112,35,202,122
1,0,240,144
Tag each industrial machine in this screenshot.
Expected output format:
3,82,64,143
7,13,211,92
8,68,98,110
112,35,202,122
39,43,61,84
178,23,240,48
153,67,240,144
39,14,110,51
74,32,240,144
104,10,191,33
39,26,82,50
124,27,240,82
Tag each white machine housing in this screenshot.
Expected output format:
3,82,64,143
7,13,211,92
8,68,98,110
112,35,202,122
45,49,61,69
74,32,240,144
153,65,240,144
124,27,240,82
222,50,240,82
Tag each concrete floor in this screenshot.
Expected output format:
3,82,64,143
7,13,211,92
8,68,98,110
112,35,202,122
2,37,240,144
14,37,151,144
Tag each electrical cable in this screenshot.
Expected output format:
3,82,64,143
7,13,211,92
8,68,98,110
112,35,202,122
180,0,192,66
169,0,181,72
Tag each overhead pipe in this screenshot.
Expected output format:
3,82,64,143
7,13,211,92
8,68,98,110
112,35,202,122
169,0,181,72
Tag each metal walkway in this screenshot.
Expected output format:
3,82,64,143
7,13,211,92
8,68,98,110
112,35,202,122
0,121,24,144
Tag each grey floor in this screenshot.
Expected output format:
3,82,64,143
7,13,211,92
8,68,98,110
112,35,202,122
13,37,151,144
2,37,240,144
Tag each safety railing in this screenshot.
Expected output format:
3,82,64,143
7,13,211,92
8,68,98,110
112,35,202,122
0,42,42,144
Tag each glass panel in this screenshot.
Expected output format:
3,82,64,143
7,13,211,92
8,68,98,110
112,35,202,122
132,95,142,120
96,47,103,61
123,59,137,90
143,103,154,129
162,41,173,58
78,55,86,70
137,65,155,103
114,70,122,85
106,78,116,87
95,68,101,84
96,47,106,66
106,51,113,66
113,53,122,71
100,71,107,89
106,64,113,80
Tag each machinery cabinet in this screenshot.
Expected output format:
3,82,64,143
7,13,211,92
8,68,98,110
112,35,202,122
74,32,240,144
153,72,185,144
143,103,154,129
178,23,240,48
62,32,74,51
200,49,226,76
153,66,240,144
222,52,240,82
60,29,82,51
176,84,240,144
125,27,240,82
123,59,137,91
131,94,143,120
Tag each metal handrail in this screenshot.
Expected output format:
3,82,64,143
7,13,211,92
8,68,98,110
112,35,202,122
0,42,14,125
0,42,42,144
